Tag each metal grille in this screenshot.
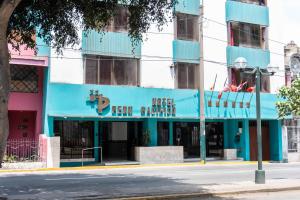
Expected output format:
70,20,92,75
4,139,44,162
287,127,300,153
10,65,38,93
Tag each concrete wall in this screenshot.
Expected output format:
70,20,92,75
141,21,174,88
288,153,300,162
135,146,184,164
46,136,60,168
203,0,228,91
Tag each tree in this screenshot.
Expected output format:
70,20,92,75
0,0,176,167
276,78,300,118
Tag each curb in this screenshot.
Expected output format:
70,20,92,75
106,186,300,200
0,161,268,174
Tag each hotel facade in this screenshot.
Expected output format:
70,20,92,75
7,0,288,167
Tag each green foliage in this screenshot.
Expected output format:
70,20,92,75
276,78,300,118
6,0,176,53
3,155,17,163
142,129,151,146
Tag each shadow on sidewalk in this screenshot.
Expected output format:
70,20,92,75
0,171,241,200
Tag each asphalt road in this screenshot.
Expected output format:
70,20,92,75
0,163,300,200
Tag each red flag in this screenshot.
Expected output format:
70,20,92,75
218,85,230,99
246,86,255,93
230,85,238,92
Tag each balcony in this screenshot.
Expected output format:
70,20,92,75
82,31,141,58
227,46,270,68
173,40,200,64
175,0,200,15
226,0,269,26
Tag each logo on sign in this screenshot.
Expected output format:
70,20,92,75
88,90,110,114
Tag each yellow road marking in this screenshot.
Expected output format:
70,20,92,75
0,161,269,174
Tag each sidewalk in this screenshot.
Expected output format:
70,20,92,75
1,162,300,200
115,179,300,200
0,160,268,173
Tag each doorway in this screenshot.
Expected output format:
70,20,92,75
8,111,36,140
100,121,143,162
173,122,200,158
249,121,270,161
205,122,224,158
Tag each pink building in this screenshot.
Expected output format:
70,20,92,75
8,43,48,141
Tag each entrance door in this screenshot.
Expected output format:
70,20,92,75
100,121,142,162
8,111,36,139
173,122,200,158
250,121,270,161
206,122,224,158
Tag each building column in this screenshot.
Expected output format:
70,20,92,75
169,121,173,146
144,119,157,146
223,120,229,149
241,119,250,161
269,120,283,161
94,121,99,162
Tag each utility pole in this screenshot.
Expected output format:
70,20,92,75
255,67,265,184
199,0,206,163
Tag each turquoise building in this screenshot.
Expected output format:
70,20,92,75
41,0,284,167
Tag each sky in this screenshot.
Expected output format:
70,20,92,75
282,0,300,44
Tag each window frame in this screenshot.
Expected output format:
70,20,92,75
175,63,197,89
176,13,199,41
84,56,140,86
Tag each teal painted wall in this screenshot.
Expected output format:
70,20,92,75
269,120,283,161
241,120,250,161
144,119,158,146
205,90,279,120
169,122,174,145
173,40,200,64
36,36,51,57
223,119,249,160
226,46,270,68
43,83,281,136
82,31,141,58
175,0,200,15
226,0,269,26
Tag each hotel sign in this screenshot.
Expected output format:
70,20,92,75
88,90,175,117
141,98,176,117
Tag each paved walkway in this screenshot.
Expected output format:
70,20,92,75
0,162,299,199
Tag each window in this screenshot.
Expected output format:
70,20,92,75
285,120,300,153
231,68,270,92
54,120,94,159
232,0,266,6
85,56,139,86
10,65,39,93
230,22,265,49
176,63,197,89
287,127,300,153
176,14,198,41
107,7,128,32
158,122,169,146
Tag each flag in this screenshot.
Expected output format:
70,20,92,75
218,85,230,99
236,82,248,92
246,86,255,93
230,84,238,92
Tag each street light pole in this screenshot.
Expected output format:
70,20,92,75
234,59,277,184
255,67,265,184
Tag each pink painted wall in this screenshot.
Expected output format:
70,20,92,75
8,44,48,67
8,111,36,139
8,67,44,139
9,43,35,57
